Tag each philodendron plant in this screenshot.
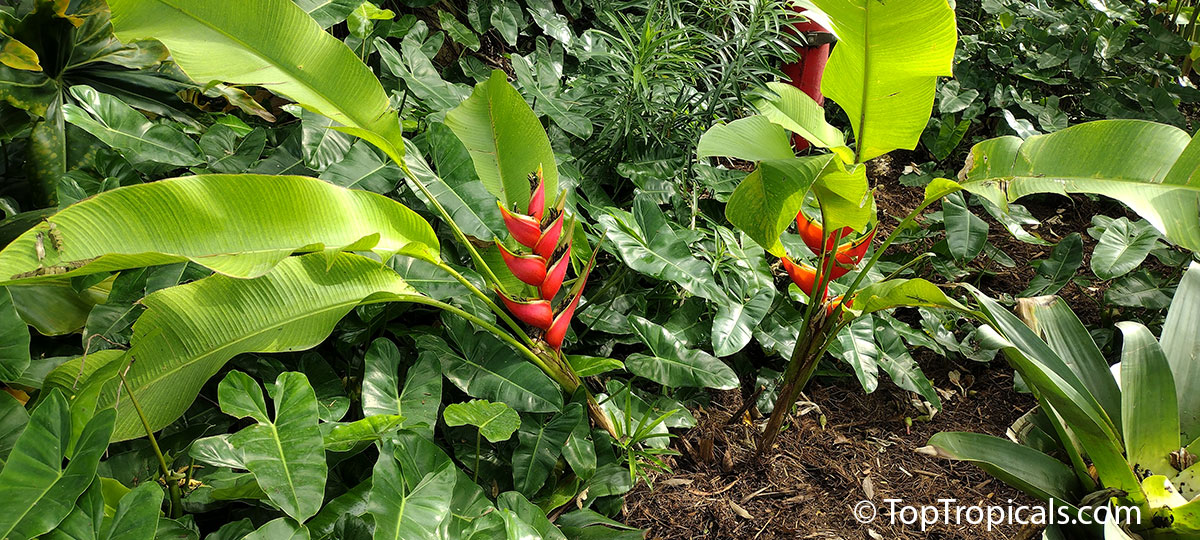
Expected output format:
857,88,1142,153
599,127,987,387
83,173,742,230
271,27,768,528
926,263,1200,539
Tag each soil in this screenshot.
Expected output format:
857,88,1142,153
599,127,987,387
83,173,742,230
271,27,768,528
621,158,1152,539
624,354,1040,539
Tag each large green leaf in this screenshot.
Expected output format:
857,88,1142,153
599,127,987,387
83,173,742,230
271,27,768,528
711,287,773,357
513,404,579,498
368,451,455,540
1117,322,1179,477
958,120,1200,251
926,432,1080,502
850,278,970,316
0,286,30,381
1090,218,1159,280
404,135,505,242
63,85,203,167
627,315,738,390
0,175,438,284
427,316,563,413
103,481,165,540
85,252,421,441
108,0,407,164
1020,233,1083,297
244,518,309,540
220,371,327,523
597,198,725,301
942,191,987,262
798,0,956,162
362,337,441,440
443,399,520,443
696,116,794,163
1164,263,1200,441
752,83,853,163
721,155,833,258
0,392,28,468
0,391,116,540
445,70,556,210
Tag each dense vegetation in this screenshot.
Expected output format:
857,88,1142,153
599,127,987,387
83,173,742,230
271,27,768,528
0,0,1198,538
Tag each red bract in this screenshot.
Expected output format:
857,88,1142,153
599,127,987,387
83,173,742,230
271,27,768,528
496,241,548,286
796,210,852,254
544,247,598,350
534,213,564,259
541,248,571,300
528,170,547,222
781,256,826,300
498,202,542,248
497,291,554,330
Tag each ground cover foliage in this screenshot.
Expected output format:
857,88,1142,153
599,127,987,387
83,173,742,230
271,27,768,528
0,0,1197,537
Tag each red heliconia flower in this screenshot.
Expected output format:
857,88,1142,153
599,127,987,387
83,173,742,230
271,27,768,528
544,247,599,350
826,295,853,317
528,170,547,223
541,247,571,300
781,256,827,300
498,202,543,248
796,210,852,254
534,213,564,260
496,241,548,286
497,291,554,330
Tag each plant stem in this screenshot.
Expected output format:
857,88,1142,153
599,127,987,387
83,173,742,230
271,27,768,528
473,430,481,483
433,260,537,349
119,363,183,518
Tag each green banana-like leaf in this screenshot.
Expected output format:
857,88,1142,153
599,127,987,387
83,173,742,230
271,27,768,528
84,252,422,441
958,120,1200,251
696,116,794,163
513,404,580,498
627,315,739,390
445,70,557,210
926,432,1080,503
0,174,438,284
850,279,970,316
103,481,165,540
362,337,441,440
752,83,853,163
0,391,116,540
219,371,328,522
721,155,833,258
0,286,30,381
798,0,956,162
107,0,406,164
1163,263,1200,442
1116,322,1179,477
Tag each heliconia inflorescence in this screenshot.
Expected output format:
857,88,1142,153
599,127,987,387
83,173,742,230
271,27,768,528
495,168,597,350
781,209,876,305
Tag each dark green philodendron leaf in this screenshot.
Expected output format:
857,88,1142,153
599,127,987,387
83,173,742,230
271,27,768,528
294,0,362,27
443,399,520,443
597,197,725,302
0,174,439,285
219,371,328,522
45,477,104,540
1091,218,1159,280
388,432,506,538
404,135,505,242
362,337,441,439
62,85,204,167
287,105,354,171
942,191,987,262
0,391,28,467
836,317,880,392
190,434,243,469
512,39,591,138
369,449,455,540
200,124,267,174
0,286,30,381
109,0,407,164
874,318,940,407
0,391,116,540
376,37,471,112
712,229,775,358
430,316,563,413
321,415,406,452
297,353,349,422
319,140,400,194
497,491,566,539
243,518,309,540
1020,233,1083,297
1105,271,1173,309
958,120,1200,251
103,481,165,540
445,70,556,210
82,268,147,354
627,315,738,389
566,355,624,377
439,11,480,50
799,0,956,162
513,404,580,498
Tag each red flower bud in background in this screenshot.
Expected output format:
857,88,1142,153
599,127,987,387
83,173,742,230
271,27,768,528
494,167,596,351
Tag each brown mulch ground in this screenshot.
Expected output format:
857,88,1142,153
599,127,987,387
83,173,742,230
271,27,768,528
624,355,1040,539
